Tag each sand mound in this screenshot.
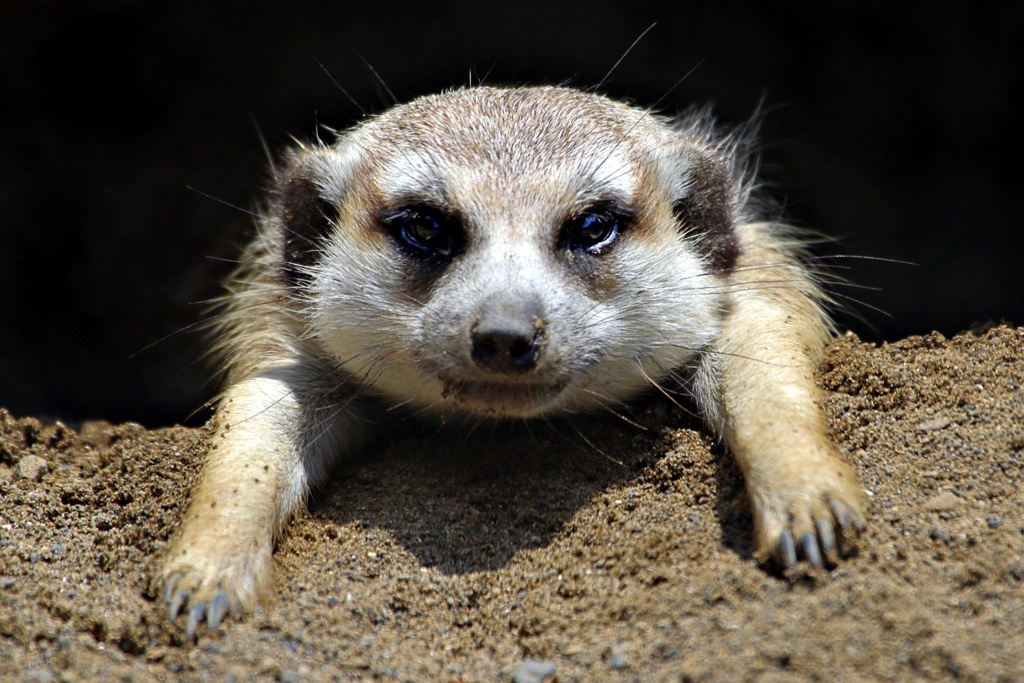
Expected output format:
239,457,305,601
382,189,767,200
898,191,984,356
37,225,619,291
1,327,1022,681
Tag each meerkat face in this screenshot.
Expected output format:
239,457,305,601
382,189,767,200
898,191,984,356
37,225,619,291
279,87,742,419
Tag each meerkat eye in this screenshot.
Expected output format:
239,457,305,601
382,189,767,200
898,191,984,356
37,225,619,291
562,205,628,254
383,204,458,258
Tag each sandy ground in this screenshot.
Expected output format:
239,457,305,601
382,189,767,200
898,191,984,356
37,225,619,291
1,326,1022,682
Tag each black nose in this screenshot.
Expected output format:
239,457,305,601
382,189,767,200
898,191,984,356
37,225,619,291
471,310,543,374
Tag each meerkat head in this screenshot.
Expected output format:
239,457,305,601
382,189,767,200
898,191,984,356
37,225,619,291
270,86,748,418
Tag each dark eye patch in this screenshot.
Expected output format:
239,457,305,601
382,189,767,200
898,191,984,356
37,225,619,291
672,160,737,272
560,202,633,255
380,203,463,261
278,175,340,286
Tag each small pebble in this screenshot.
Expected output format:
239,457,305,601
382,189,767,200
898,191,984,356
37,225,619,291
512,660,556,683
987,517,1002,528
929,527,951,543
923,491,962,512
0,577,15,589
915,417,952,432
17,455,48,481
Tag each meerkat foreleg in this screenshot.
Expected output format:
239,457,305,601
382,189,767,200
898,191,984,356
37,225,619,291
152,366,368,638
697,222,866,568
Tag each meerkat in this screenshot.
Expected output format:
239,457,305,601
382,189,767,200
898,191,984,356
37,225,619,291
152,85,866,638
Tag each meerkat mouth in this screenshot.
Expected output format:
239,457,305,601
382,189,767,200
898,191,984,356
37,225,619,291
437,376,571,418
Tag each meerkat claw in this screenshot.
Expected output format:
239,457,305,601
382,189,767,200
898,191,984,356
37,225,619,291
207,593,232,630
831,500,867,555
833,501,852,531
186,602,207,641
168,589,190,623
159,575,236,637
833,499,866,534
800,531,823,568
816,518,837,560
776,531,798,568
161,573,181,605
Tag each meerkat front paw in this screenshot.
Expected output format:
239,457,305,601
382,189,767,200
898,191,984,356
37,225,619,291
748,454,866,570
151,534,273,639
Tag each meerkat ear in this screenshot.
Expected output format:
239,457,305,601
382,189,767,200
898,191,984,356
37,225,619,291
666,146,740,273
273,149,342,286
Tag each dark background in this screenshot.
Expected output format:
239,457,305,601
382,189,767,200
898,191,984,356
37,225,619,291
2,1,1021,427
